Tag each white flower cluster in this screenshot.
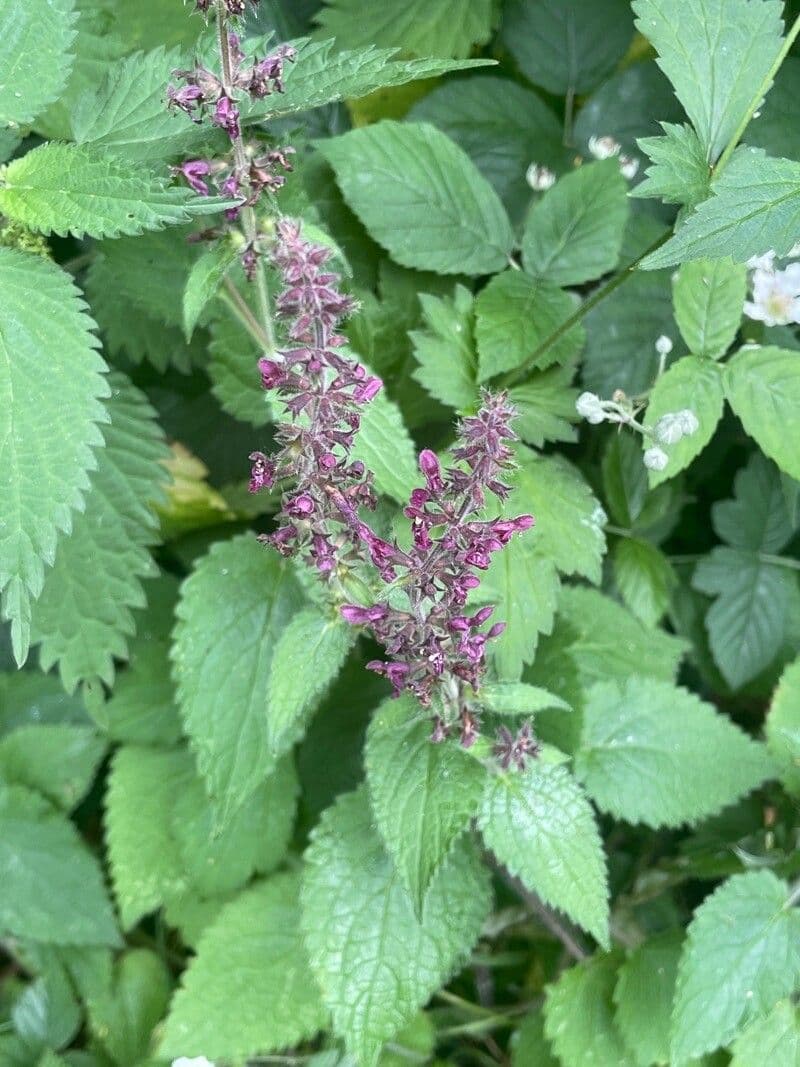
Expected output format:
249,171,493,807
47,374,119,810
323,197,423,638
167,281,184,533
743,249,800,327
643,409,700,470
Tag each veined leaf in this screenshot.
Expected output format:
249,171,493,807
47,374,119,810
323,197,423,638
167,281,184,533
613,931,683,1066
478,683,570,716
183,242,239,342
544,953,632,1067
632,122,713,208
0,143,231,239
613,538,676,627
724,345,800,481
301,789,491,1066
30,374,169,692
410,286,478,411
0,0,77,126
0,723,105,811
319,121,514,276
0,248,109,665
766,657,800,795
731,1000,800,1067
673,257,747,358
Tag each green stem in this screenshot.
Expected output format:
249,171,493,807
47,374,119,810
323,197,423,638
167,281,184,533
784,878,800,909
759,553,800,572
495,230,670,390
221,277,271,349
714,14,800,176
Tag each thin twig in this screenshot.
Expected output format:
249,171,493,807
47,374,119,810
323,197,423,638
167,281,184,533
495,865,589,961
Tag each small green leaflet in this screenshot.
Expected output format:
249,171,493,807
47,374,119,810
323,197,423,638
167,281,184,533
724,345,800,481
509,363,580,449
544,952,632,1067
0,143,232,240
766,657,800,795
574,677,773,827
643,149,800,268
478,682,570,716
672,257,746,358
479,762,609,946
671,871,800,1061
521,160,629,287
183,242,239,341
633,122,713,208
319,121,514,276
159,874,326,1059
301,789,491,1066
0,248,109,666
613,931,683,1067
208,297,271,426
82,950,171,1067
0,0,76,126
365,696,486,912
632,0,783,162
314,0,493,59
612,538,675,627
410,286,478,411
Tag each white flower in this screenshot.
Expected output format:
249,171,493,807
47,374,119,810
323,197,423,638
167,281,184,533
172,1059,214,1067
743,263,800,326
746,250,776,271
588,135,621,160
643,446,669,471
655,334,673,357
618,154,639,180
676,408,699,436
526,163,556,191
575,391,606,424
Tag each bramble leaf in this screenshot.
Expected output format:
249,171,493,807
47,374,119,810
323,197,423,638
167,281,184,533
410,286,478,411
672,257,747,358
724,345,800,481
0,0,77,126
612,538,676,627
632,123,713,208
730,1000,800,1067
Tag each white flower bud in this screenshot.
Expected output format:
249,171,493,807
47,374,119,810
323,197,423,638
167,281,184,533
588,135,621,160
655,334,673,357
526,163,556,191
676,408,699,436
618,154,639,180
654,413,684,445
643,446,669,471
575,391,606,424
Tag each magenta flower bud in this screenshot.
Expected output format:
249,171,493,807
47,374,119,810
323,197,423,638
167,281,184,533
286,493,314,517
465,549,491,570
248,450,275,493
212,94,240,138
487,622,506,639
419,449,443,492
319,452,337,470
472,605,495,627
167,83,204,116
258,358,283,390
449,616,470,632
354,376,382,403
176,159,212,195
340,604,387,625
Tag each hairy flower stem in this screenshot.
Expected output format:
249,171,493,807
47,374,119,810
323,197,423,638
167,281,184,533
215,0,276,355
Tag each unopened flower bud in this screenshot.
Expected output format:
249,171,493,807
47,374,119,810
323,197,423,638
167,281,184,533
676,409,699,436
643,446,669,471
588,135,621,160
653,412,684,445
575,391,606,424
526,163,556,191
655,335,673,357
619,154,639,180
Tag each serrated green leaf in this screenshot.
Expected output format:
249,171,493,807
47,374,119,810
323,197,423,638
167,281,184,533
478,683,570,716
0,143,230,240
0,0,77,126
544,953,632,1067
730,1000,800,1067
302,789,491,1065
71,45,209,162
314,0,492,59
410,286,478,411
632,123,713,208
511,1011,559,1067
365,696,485,912
0,671,89,734
12,962,81,1051
613,931,683,1066
673,257,747,358
672,870,800,1061
632,0,783,162
521,160,629,287
319,121,514,276
479,762,608,945
159,873,326,1059
508,363,580,449
643,149,800,269
0,784,119,946
183,242,239,342
266,609,354,757
724,345,800,480
29,374,168,692
746,53,800,161
351,385,418,501
574,678,773,827
766,656,800,795
172,534,303,822
642,356,725,486
613,538,676,627
501,0,633,95
0,248,109,666
474,271,585,381
0,724,105,811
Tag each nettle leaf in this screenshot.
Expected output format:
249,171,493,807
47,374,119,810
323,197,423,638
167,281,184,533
633,123,713,209
543,952,631,1067
0,143,230,240
642,356,725,486
29,374,169,692
172,535,304,823
0,724,105,811
0,784,119,946
766,657,800,795
159,873,326,1059
478,682,570,716
508,363,580,449
479,762,609,946
731,1000,800,1067
671,871,800,1061
0,0,77,126
352,385,419,501
410,286,478,411
673,257,747,358
266,608,354,758
613,931,683,1067
365,696,486,912
314,0,492,58
247,39,493,122
643,149,800,269
0,248,109,666
301,789,491,1065
574,677,773,828
474,271,585,380
632,0,783,162
521,160,629,287
410,76,564,222
319,121,514,276
724,345,800,481
613,538,676,627
501,0,634,95
71,45,210,162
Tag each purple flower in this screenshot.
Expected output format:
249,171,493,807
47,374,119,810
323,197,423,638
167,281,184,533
167,83,204,117
212,94,240,139
494,722,540,771
341,604,388,625
248,451,275,493
174,159,212,195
